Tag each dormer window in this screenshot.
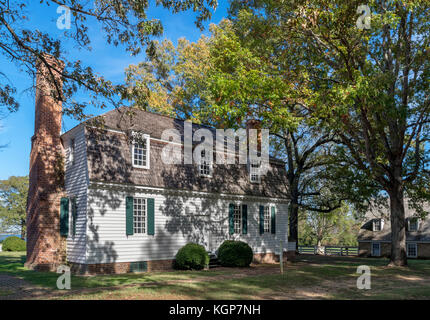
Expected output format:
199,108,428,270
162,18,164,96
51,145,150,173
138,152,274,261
132,134,150,169
408,218,419,232
373,219,383,231
199,150,212,177
249,161,261,184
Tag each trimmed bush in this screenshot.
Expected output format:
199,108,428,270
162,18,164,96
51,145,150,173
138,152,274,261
174,243,209,270
2,236,26,252
218,240,253,267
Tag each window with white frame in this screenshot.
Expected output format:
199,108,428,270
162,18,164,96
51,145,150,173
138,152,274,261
264,206,271,233
133,198,146,234
407,242,417,258
199,149,212,177
69,138,75,165
249,160,261,183
408,218,419,232
233,204,242,234
373,219,382,231
132,135,150,168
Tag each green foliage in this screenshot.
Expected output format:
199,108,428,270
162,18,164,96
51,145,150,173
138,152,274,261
0,176,28,237
2,236,26,252
174,243,209,270
299,204,362,247
125,16,349,247
227,0,430,265
217,240,253,267
125,19,300,129
0,1,217,120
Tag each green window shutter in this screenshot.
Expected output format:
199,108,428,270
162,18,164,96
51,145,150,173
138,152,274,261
126,196,134,236
259,205,265,235
60,197,69,236
229,203,234,235
242,204,248,235
271,206,276,234
72,198,77,236
147,198,155,235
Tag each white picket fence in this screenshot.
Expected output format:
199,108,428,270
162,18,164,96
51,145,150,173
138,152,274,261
298,245,358,256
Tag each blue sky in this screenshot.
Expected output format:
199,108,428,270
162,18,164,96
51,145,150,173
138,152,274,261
0,1,229,180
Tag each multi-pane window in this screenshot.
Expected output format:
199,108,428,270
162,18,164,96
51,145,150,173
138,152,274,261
264,206,271,233
233,204,242,234
372,242,381,256
199,150,212,177
409,218,419,232
133,198,146,234
249,161,260,183
373,219,382,231
133,136,149,168
407,243,417,258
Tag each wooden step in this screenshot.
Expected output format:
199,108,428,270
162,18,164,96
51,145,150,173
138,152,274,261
208,253,220,268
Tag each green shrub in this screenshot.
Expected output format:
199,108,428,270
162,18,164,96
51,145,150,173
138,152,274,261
2,236,26,252
174,243,209,270
217,240,253,267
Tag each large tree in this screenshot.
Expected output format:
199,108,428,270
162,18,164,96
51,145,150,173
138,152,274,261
125,20,347,250
229,0,430,266
0,0,217,120
0,176,28,238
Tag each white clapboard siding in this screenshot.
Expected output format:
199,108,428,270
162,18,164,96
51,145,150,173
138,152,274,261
86,186,289,264
63,125,88,264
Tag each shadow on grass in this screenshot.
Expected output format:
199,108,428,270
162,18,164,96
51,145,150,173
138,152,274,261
2,252,430,300
0,252,232,290
59,268,332,300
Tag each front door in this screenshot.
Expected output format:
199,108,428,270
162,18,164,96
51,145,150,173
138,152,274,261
371,242,381,256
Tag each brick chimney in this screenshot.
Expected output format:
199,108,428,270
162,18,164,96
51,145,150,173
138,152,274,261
25,54,66,271
246,119,262,153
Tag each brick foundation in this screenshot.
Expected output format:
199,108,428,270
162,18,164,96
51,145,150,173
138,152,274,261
67,251,299,275
253,251,293,264
286,250,296,262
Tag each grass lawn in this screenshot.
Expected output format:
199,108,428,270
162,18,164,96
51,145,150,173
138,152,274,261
0,252,229,289
1,252,430,299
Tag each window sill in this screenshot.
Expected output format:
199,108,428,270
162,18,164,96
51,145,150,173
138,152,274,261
127,234,153,238
132,165,150,170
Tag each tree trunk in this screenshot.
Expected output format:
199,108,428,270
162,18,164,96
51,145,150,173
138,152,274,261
288,195,299,252
388,184,408,266
21,218,26,239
